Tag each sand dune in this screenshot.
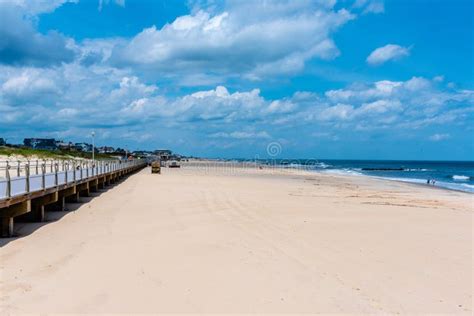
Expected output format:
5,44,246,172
0,164,472,314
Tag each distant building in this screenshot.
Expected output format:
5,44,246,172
98,146,115,154
132,150,153,158
154,149,172,155
169,154,182,161
153,149,172,161
0,138,5,146
24,138,58,150
74,142,93,152
56,141,74,151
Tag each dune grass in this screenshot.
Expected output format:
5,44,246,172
0,146,115,160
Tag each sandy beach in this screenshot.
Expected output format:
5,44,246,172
0,163,472,314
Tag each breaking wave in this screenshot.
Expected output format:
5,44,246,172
452,175,470,181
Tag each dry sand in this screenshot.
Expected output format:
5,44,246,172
0,163,472,314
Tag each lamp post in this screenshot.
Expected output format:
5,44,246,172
91,131,95,162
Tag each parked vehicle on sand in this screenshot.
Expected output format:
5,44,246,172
151,160,161,174
168,160,180,168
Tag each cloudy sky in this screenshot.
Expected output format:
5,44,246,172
0,0,472,160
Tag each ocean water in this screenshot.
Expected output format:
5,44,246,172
259,159,474,193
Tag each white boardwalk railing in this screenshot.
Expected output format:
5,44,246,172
0,159,145,200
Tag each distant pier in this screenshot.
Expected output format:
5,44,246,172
0,159,147,237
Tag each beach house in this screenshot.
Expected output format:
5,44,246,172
23,138,58,151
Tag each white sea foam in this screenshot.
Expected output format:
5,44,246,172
435,181,474,193
381,177,474,193
321,168,363,176
404,168,431,172
315,162,331,169
452,175,470,181
314,169,474,193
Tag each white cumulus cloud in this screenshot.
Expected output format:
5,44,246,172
209,131,271,139
110,1,354,79
366,44,410,66
0,2,76,66
429,133,450,141
353,0,385,14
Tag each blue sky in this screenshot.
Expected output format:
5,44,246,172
0,0,472,160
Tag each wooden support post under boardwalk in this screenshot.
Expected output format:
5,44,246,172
17,204,45,222
56,195,66,211
79,188,90,197
0,201,31,237
76,182,90,197
59,186,76,199
17,192,58,222
97,176,105,189
1,217,14,237
66,191,80,203
56,185,76,207
90,179,99,192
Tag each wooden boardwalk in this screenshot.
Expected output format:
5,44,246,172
0,159,146,237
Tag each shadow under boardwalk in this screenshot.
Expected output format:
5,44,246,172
0,181,125,247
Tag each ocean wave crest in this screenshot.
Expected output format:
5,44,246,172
404,168,431,172
315,162,331,169
452,175,470,181
322,168,363,176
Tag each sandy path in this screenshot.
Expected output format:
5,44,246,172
0,166,472,314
